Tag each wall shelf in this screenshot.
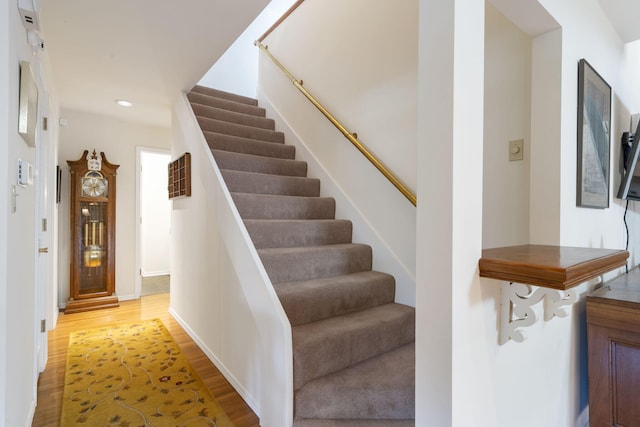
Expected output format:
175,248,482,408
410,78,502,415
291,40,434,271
479,245,628,344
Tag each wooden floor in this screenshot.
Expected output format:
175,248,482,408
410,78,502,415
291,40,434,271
31,293,260,427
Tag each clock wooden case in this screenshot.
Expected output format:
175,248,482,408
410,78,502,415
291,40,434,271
66,150,119,314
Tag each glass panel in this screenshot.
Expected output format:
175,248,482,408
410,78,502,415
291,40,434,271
78,201,108,294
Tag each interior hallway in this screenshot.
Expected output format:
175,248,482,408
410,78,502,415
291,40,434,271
31,293,259,427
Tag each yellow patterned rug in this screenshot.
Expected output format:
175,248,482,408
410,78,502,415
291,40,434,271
60,319,234,426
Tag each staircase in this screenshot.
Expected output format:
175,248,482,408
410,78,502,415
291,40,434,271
188,85,415,426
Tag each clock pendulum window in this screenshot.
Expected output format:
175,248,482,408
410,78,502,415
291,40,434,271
65,150,120,314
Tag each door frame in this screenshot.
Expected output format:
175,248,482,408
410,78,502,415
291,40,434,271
135,146,171,298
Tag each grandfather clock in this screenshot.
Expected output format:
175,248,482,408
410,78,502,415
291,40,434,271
65,150,119,314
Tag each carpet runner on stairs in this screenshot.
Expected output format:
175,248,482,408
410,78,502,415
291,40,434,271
188,85,415,427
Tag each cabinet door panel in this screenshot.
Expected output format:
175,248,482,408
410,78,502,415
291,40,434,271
613,340,640,426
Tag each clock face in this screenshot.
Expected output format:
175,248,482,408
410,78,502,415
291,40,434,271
82,171,107,197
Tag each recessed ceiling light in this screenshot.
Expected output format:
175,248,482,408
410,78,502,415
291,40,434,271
115,99,133,107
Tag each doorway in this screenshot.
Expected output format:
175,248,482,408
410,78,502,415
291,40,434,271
135,148,171,297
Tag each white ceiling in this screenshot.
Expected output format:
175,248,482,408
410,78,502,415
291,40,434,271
39,0,269,128
597,0,640,44
36,0,639,129
490,0,640,42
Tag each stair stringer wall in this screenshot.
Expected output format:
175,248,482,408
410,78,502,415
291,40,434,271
258,89,417,307
170,92,294,427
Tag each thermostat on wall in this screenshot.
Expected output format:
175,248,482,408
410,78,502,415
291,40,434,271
17,158,33,187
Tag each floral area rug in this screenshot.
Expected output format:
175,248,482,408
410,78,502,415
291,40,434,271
60,318,234,426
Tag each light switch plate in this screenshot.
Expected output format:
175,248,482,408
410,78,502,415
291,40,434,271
509,139,524,161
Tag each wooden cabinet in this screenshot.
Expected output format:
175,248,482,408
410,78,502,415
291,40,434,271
65,150,119,314
587,269,640,426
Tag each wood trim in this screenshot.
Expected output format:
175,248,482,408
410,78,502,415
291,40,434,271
479,245,628,290
168,152,191,199
257,0,305,43
64,295,119,314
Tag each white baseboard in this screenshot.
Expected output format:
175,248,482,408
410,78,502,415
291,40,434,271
168,307,260,415
576,406,589,427
26,398,36,427
141,270,170,277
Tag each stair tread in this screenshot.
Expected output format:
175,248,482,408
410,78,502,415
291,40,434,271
191,85,258,106
192,102,275,129
259,243,372,283
206,131,294,159
197,115,284,143
221,169,320,197
188,91,265,117
244,219,352,249
212,149,308,177
231,192,336,220
294,420,414,427
274,271,395,326
259,242,370,255
295,343,415,420
292,303,415,389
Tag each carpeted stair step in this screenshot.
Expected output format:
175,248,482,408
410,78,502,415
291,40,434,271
212,150,308,177
231,193,335,220
292,303,415,390
221,170,320,197
205,132,294,159
244,219,353,249
197,116,284,143
192,102,275,130
191,85,258,106
294,420,414,427
188,91,266,117
295,343,415,422
259,244,372,284
274,271,396,326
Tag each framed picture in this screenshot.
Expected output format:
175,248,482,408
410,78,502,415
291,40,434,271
577,59,611,208
18,61,38,147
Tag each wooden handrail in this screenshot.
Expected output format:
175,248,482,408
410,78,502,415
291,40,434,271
255,41,417,206
257,0,305,43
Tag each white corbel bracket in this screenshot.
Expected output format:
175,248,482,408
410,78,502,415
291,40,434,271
500,282,578,345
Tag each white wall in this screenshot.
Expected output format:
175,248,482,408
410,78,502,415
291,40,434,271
198,0,298,98
1,1,47,425
541,0,630,251
258,0,417,304
483,4,531,248
616,40,640,267
0,1,8,421
415,0,640,426
57,111,171,304
169,96,266,419
417,0,488,424
140,150,171,277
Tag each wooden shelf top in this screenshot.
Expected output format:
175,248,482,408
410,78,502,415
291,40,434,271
587,267,640,310
479,244,628,290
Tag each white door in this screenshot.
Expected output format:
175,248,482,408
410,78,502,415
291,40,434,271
34,91,50,379
135,148,171,297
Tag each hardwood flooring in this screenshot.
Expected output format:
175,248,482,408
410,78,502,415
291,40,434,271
31,293,260,427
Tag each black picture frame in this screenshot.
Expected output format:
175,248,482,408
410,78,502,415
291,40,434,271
577,59,611,209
